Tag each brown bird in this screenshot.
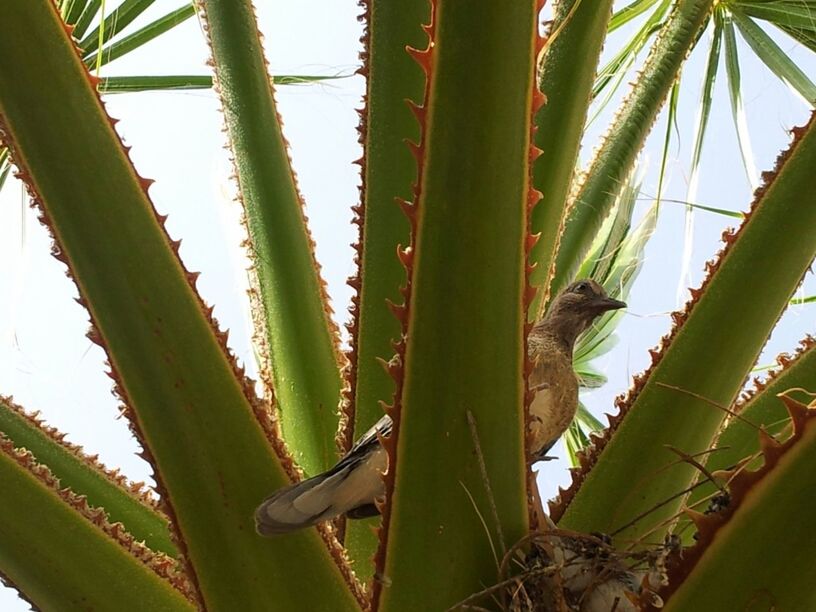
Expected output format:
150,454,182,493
255,279,625,536
527,279,626,460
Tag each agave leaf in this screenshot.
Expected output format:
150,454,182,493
686,337,816,511
0,2,361,607
0,437,194,610
200,0,345,476
664,396,816,610
0,396,175,556
341,0,430,579
374,2,537,608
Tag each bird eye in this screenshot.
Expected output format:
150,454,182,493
573,281,590,294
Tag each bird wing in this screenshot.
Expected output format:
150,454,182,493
255,415,391,535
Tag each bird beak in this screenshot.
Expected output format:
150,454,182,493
594,296,627,312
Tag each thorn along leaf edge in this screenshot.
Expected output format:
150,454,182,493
659,394,816,603
370,0,546,605
0,435,197,602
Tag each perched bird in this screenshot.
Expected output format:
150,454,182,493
527,279,626,460
255,279,625,536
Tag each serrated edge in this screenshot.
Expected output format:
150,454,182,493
733,334,816,411
193,2,366,604
0,395,165,513
338,0,373,458
657,394,816,603
0,2,307,602
524,0,549,531
369,2,435,607
195,0,346,414
0,434,197,603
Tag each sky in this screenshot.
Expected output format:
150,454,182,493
0,1,814,608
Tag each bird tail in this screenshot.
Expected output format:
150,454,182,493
255,471,341,536
255,437,387,536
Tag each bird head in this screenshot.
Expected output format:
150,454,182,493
537,279,627,350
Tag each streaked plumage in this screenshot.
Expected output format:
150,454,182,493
255,279,625,536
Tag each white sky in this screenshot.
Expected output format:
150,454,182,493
0,1,814,608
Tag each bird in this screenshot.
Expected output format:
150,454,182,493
255,279,626,536
527,279,626,461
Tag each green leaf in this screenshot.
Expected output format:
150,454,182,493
0,1,360,608
731,9,816,105
565,418,591,466
592,0,672,105
777,24,816,54
374,2,536,608
342,0,430,579
723,8,760,188
576,196,658,368
95,74,341,93
72,0,101,40
99,74,213,92
735,0,816,30
556,114,816,546
551,0,715,296
576,402,605,433
79,0,155,54
529,0,615,317
664,197,744,218
608,0,663,33
687,15,723,201
200,0,344,477
63,0,92,25
680,16,724,298
0,397,176,556
85,3,196,68
0,149,10,191
577,174,639,283
688,338,816,509
656,77,681,202
664,398,816,611
0,438,194,611
566,404,605,466
575,365,609,389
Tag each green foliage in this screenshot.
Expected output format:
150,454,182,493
0,0,815,609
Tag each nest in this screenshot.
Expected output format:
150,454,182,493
450,525,680,611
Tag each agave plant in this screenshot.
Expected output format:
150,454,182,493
1,0,816,609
